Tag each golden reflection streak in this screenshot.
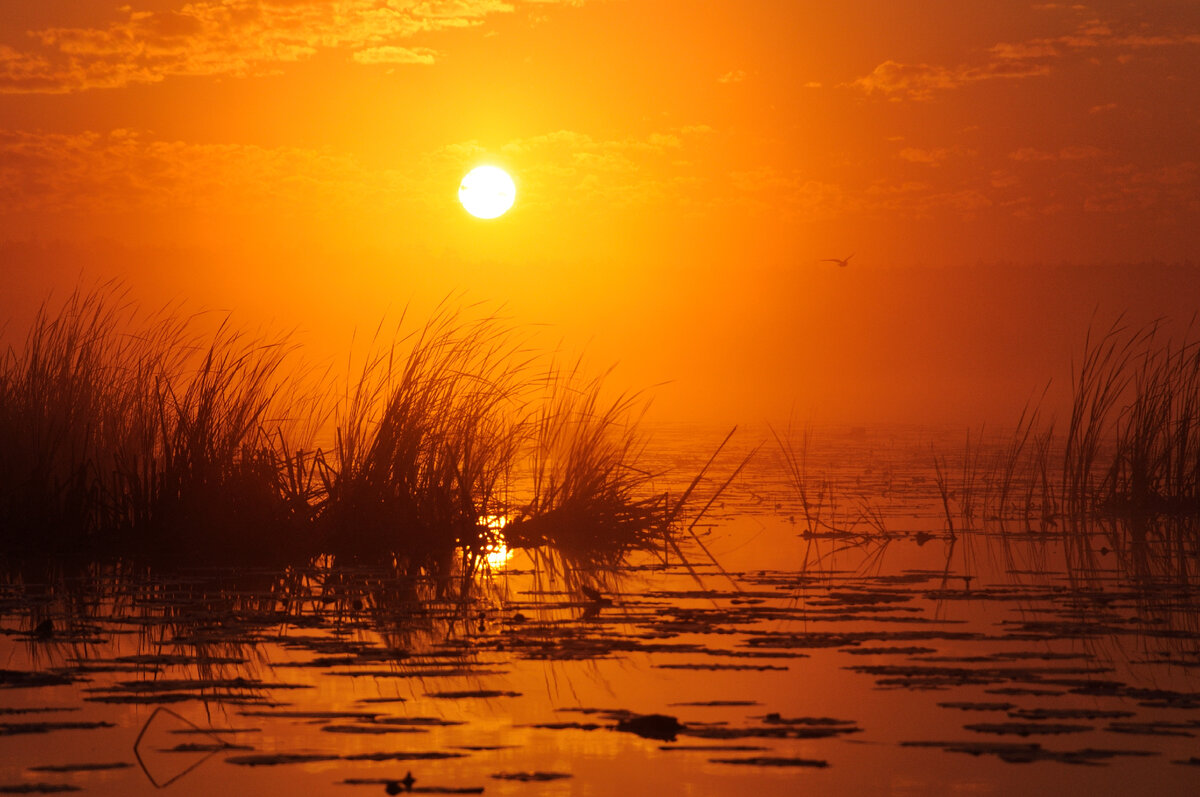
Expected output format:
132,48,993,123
479,513,513,571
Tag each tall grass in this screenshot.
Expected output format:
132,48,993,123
1060,320,1156,517
131,322,300,558
0,287,682,573
0,288,305,559
0,287,188,547
0,288,118,543
1100,328,1200,516
926,317,1196,531
1052,319,1200,519
923,318,1200,594
504,360,667,567
315,306,530,568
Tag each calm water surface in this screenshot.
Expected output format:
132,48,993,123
3,426,1199,795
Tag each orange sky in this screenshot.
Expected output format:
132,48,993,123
2,1,1199,424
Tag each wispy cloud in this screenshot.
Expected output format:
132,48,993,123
852,16,1200,100
995,20,1200,55
0,129,393,213
1083,162,1198,214
898,146,975,166
443,125,715,208
850,59,1050,101
352,46,438,65
0,0,577,94
726,168,851,220
0,124,717,218
988,41,1060,60
1008,145,1105,162
862,179,994,217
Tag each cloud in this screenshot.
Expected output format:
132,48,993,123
1008,148,1057,162
1116,33,1200,48
352,46,437,65
0,123,721,227
898,146,975,166
852,16,1200,100
0,0,573,93
1059,145,1105,160
850,59,1051,100
859,179,995,218
0,128,394,214
727,168,850,219
473,125,716,208
1023,20,1200,53
1008,145,1104,161
990,170,1019,189
717,70,746,84
989,42,1059,60
1083,162,1197,213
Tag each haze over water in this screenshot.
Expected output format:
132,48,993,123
2,1,1199,794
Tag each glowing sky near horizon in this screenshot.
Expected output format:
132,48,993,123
1,1,1198,423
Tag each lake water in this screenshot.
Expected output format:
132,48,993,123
2,425,1199,795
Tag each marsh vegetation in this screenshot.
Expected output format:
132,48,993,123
5,295,1200,795
0,287,691,575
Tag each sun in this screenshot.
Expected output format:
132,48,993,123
458,165,516,219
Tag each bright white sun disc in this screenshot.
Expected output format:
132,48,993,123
458,165,515,219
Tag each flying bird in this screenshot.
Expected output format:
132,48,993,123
821,254,854,268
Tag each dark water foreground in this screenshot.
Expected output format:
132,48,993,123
2,428,1200,796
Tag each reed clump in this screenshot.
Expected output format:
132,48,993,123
0,288,307,560
0,288,134,547
1089,325,1200,517
1033,320,1200,522
927,319,1200,546
0,287,676,571
314,306,531,568
129,323,301,559
503,362,667,566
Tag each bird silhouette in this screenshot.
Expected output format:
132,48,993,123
581,584,613,606
821,254,854,267
580,584,613,620
385,772,416,794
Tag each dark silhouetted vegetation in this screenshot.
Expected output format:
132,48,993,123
0,287,686,573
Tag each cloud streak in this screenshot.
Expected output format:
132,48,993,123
352,46,438,65
852,16,1200,100
851,59,1050,101
0,124,718,219
0,129,390,213
0,0,573,93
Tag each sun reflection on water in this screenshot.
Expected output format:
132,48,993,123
479,513,513,570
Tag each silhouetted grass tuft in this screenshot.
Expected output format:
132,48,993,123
504,360,667,566
1048,319,1200,520
314,305,531,570
0,287,685,575
919,318,1200,589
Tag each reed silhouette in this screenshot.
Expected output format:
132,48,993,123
0,287,691,573
916,319,1200,606
504,360,665,564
